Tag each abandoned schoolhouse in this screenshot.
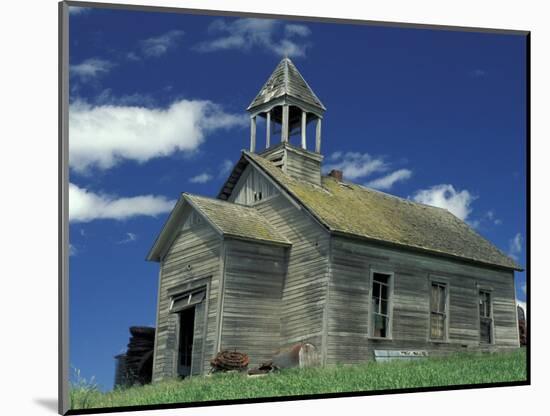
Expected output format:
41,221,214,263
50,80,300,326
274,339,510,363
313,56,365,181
146,57,522,381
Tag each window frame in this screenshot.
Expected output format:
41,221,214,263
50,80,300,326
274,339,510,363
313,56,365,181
478,288,494,345
368,269,395,340
428,278,450,343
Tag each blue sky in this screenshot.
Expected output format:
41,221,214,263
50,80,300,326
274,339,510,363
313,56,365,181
68,6,527,391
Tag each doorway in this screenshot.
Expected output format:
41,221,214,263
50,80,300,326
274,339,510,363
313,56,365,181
177,307,195,377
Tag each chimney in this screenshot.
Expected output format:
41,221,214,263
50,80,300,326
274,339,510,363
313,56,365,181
328,169,343,182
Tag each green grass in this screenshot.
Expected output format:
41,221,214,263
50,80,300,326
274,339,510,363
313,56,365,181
70,349,527,410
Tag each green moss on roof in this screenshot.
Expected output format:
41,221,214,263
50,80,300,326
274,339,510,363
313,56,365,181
184,193,290,246
245,152,521,271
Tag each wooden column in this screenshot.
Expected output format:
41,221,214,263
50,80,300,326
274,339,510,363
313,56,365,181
250,116,256,152
315,118,322,153
301,111,307,149
266,111,271,149
281,104,289,143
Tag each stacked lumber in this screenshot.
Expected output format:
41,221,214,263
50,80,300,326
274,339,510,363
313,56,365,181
114,326,155,388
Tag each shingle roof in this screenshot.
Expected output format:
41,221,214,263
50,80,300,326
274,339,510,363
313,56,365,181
184,193,290,246
247,57,326,111
244,152,521,271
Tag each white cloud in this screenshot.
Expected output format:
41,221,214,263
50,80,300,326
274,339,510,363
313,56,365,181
470,69,487,78
366,169,412,190
219,159,234,178
412,184,476,221
189,173,213,184
469,210,502,229
508,232,523,261
329,151,342,161
70,58,113,81
195,18,311,58
140,30,184,58
69,183,175,222
285,24,311,37
95,89,155,107
69,244,77,256
69,98,247,173
485,210,502,225
323,152,388,180
118,232,137,244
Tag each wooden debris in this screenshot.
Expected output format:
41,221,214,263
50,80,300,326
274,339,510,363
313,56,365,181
114,326,156,388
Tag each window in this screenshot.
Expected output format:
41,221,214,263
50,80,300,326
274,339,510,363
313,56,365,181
170,290,206,313
479,290,492,344
370,272,392,338
430,282,448,341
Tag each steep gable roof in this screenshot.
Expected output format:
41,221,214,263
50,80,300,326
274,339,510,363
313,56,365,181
146,192,290,262
185,194,290,246
247,58,326,112
240,151,521,271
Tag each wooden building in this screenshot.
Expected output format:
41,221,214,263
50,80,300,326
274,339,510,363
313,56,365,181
147,58,522,381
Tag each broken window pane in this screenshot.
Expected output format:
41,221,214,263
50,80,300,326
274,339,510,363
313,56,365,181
431,314,445,340
371,272,391,338
374,314,387,338
430,282,447,340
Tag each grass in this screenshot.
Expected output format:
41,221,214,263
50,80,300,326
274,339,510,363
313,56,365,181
70,349,527,410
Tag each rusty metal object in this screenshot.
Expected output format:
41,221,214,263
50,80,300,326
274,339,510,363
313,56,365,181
247,361,275,375
210,350,250,372
272,342,319,369
248,342,319,375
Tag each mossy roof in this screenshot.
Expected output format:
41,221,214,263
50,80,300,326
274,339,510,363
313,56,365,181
244,152,521,271
184,193,290,246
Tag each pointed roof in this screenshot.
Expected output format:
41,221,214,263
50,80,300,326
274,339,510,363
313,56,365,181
247,58,326,112
218,150,522,271
184,194,290,246
146,192,291,261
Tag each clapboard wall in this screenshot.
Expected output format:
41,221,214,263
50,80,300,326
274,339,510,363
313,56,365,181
326,235,519,364
220,240,287,367
231,165,279,205
284,146,322,185
153,221,222,381
255,194,330,355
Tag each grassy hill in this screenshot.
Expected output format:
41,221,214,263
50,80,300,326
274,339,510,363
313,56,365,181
70,349,527,410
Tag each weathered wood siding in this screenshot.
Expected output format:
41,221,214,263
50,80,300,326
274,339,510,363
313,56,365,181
153,222,222,381
220,240,287,366
230,165,279,205
284,147,322,185
326,236,519,364
255,194,330,353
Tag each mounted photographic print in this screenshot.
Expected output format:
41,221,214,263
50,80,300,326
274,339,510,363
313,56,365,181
59,1,529,414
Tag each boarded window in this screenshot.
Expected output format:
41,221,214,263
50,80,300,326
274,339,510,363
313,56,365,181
371,273,391,338
479,290,492,344
430,282,447,340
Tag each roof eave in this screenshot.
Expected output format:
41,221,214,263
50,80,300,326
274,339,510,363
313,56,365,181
331,229,523,272
224,234,292,248
146,196,185,262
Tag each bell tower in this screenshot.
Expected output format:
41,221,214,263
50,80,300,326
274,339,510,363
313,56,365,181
247,58,326,184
